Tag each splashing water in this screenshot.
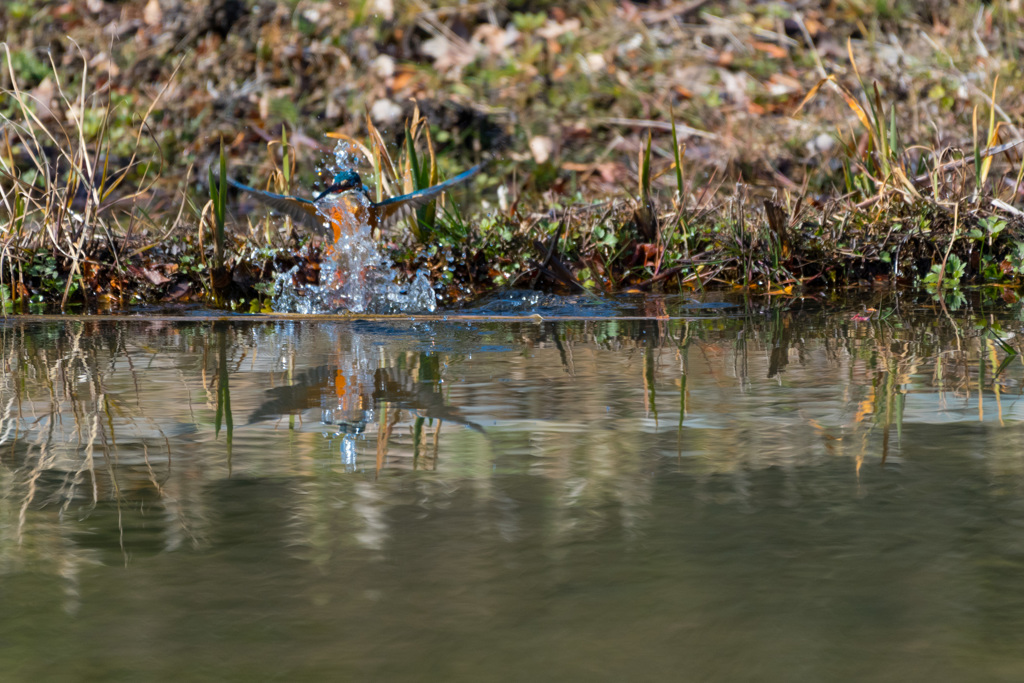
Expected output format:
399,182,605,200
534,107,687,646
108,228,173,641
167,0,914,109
272,180,437,315
313,141,357,184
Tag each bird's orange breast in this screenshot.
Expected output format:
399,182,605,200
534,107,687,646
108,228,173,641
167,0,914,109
317,193,381,242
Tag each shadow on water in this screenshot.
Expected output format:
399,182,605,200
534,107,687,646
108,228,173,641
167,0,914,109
2,302,1024,680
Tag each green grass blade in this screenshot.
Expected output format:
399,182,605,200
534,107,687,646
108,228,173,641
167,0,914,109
281,127,290,187
671,114,684,198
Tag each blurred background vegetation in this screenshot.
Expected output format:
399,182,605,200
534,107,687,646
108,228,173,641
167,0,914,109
2,1,1024,309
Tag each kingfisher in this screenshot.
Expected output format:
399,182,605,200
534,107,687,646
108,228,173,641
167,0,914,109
228,163,483,242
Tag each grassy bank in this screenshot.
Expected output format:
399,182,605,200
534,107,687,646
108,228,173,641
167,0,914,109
2,0,1024,312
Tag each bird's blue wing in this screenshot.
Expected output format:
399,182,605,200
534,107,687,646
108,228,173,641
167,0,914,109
227,177,330,234
375,163,484,229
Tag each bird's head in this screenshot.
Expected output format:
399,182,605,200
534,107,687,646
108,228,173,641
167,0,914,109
315,169,363,201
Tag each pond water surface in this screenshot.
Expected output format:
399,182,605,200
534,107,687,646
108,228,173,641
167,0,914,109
3,301,1024,681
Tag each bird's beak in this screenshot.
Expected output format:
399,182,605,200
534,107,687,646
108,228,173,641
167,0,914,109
313,184,339,202
314,179,355,201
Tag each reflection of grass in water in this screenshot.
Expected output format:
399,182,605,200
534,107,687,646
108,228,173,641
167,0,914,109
1,312,1023,573
0,324,180,579
215,324,234,475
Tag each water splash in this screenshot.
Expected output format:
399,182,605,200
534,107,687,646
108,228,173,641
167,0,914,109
272,188,437,314
314,141,364,193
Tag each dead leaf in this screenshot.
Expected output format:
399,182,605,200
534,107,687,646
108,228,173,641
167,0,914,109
370,99,403,125
562,161,625,183
128,265,171,285
143,0,162,26
751,41,787,59
371,0,394,21
162,281,190,301
536,18,581,40
30,78,57,121
211,266,232,290
390,69,415,91
673,84,693,99
473,24,519,55
632,242,660,267
529,135,554,164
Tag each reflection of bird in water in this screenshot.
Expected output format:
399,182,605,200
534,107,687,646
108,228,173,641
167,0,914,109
372,367,485,434
247,364,484,435
228,164,484,242
246,366,343,425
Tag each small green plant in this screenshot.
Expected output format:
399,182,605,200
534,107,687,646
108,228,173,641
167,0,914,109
436,200,472,243
177,252,206,277
26,251,77,297
403,114,438,242
578,266,596,289
207,139,228,270
969,216,1009,281
971,216,1007,242
1006,242,1024,278
670,114,685,199
511,12,547,32
923,253,966,291
249,282,276,313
